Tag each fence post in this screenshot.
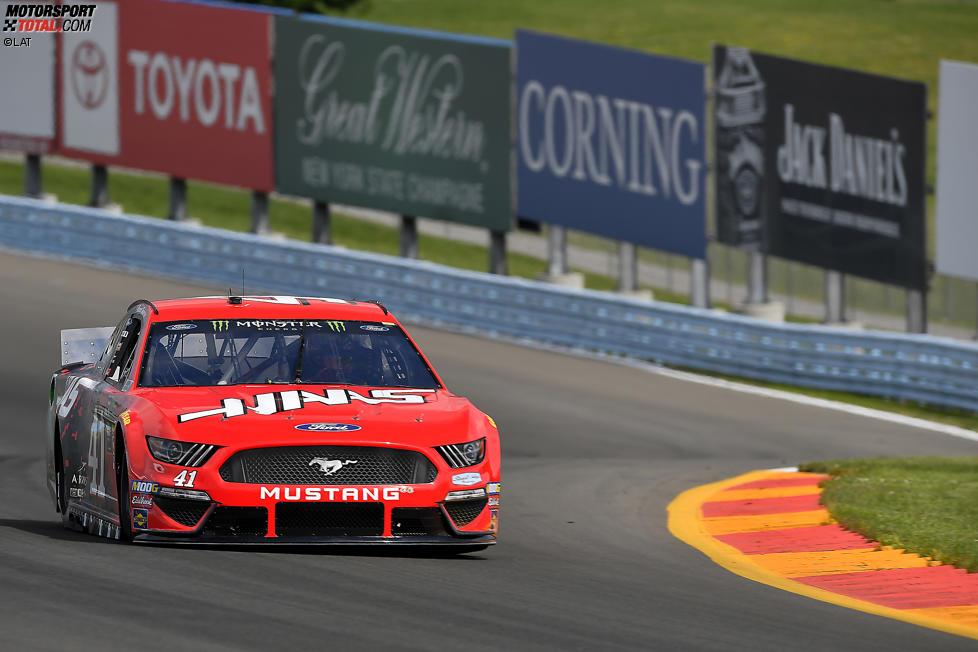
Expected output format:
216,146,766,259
824,270,846,323
24,154,42,198
736,251,784,321
168,178,188,221
691,258,710,308
536,225,583,287
89,164,110,208
313,201,331,245
250,191,269,235
489,230,508,275
400,215,418,259
618,242,638,292
907,289,927,333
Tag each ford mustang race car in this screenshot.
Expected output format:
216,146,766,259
46,296,500,550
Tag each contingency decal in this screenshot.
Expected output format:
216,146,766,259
488,495,500,507
489,509,499,533
166,323,197,331
178,388,436,423
131,480,161,494
132,508,149,529
294,423,362,432
360,325,390,332
131,494,153,507
486,482,501,495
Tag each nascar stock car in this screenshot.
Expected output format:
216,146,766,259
46,296,500,550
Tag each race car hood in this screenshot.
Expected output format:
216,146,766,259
127,385,482,448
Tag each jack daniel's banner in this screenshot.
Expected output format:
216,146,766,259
713,46,927,290
274,15,512,231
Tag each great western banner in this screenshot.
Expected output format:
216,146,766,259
713,46,927,290
274,15,512,231
515,30,706,259
58,0,275,190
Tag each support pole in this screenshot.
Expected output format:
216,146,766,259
399,215,418,259
489,230,508,275
168,177,188,221
617,242,638,292
691,258,710,308
312,201,331,245
906,289,927,334
250,191,269,235
24,154,42,198
746,251,767,303
89,164,109,208
547,225,568,276
824,270,846,323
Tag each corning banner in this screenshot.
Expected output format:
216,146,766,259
516,30,706,259
0,1,56,154
713,46,927,290
935,59,978,282
58,0,274,190
274,15,512,231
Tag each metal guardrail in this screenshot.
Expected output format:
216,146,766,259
2,194,977,412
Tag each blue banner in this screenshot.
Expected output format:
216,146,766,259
516,30,706,258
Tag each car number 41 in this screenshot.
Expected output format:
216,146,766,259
173,470,197,488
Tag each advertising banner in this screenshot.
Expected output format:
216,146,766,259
935,59,978,282
274,15,512,231
0,1,56,154
516,30,706,259
59,0,274,190
713,46,927,290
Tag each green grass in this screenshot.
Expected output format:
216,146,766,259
799,457,978,572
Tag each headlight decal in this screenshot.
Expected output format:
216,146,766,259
435,438,486,468
146,436,220,467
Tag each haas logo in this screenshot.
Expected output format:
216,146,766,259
309,458,357,476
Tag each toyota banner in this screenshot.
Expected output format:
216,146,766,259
58,0,275,190
713,46,927,290
274,15,513,231
516,30,706,259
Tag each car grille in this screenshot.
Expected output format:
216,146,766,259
220,446,437,485
444,497,487,527
153,496,211,527
202,506,268,537
391,507,447,536
275,502,383,537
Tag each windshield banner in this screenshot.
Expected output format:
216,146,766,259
273,15,513,231
713,45,927,290
515,29,706,258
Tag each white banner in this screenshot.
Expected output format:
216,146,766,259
0,1,56,153
936,59,978,281
60,1,118,155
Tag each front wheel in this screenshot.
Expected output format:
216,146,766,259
116,444,134,543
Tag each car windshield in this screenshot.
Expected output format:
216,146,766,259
139,319,441,388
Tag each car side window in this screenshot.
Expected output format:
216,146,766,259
106,314,143,384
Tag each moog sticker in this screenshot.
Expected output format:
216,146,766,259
131,481,160,494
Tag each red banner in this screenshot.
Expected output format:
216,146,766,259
59,0,274,190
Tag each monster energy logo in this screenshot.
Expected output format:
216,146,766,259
212,320,230,331
326,321,346,332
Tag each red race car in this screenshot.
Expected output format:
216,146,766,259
46,296,500,551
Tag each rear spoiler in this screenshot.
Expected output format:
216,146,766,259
61,327,115,367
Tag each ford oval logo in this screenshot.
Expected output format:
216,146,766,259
294,423,362,432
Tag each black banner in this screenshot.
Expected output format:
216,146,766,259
713,46,927,290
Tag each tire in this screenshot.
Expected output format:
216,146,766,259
55,439,70,527
116,442,134,543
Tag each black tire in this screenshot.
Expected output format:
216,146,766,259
55,438,70,527
116,441,134,543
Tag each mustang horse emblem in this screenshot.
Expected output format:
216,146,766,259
309,457,357,476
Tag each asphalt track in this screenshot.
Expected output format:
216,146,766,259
1,250,977,651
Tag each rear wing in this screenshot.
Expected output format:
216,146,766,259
61,327,115,367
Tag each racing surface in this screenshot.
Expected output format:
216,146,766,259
1,250,976,651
